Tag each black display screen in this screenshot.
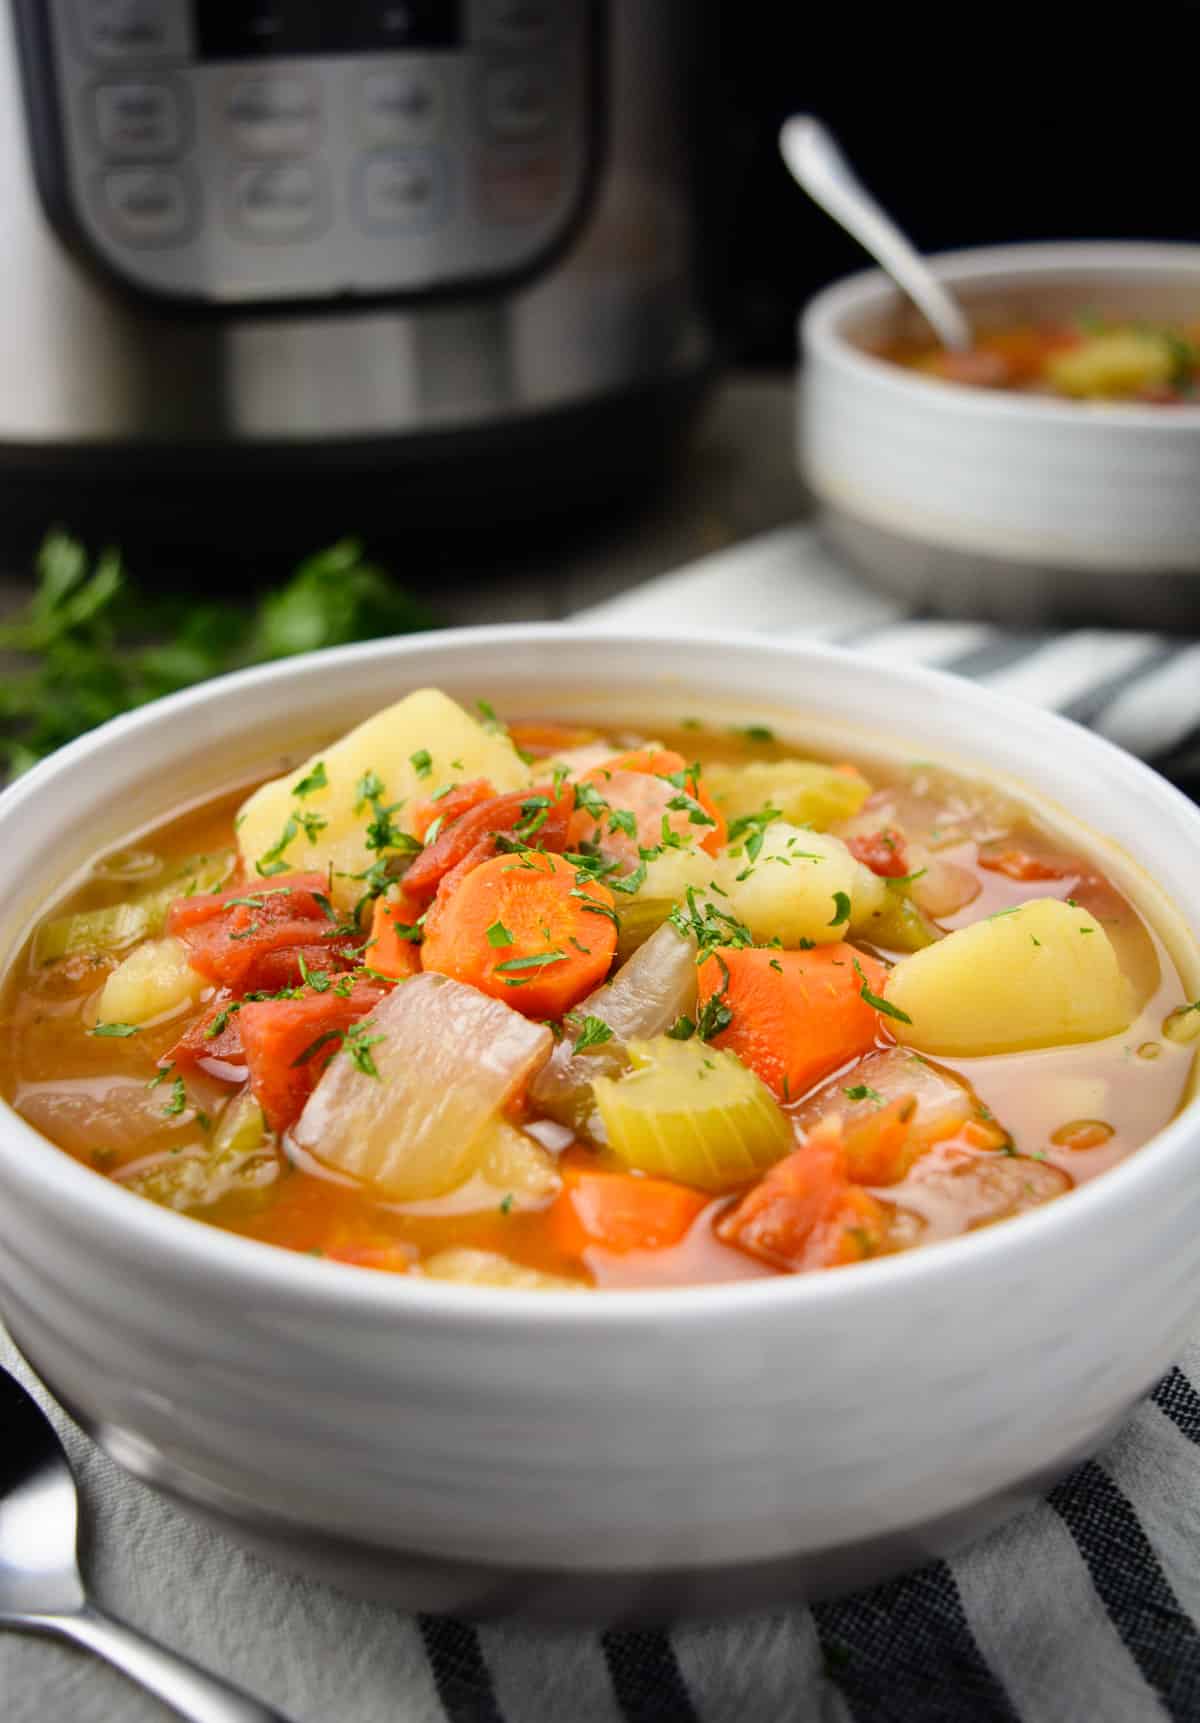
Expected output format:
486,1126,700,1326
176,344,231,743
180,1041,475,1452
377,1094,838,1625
193,2,462,59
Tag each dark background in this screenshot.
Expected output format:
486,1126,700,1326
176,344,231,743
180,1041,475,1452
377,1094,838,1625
717,3,1200,366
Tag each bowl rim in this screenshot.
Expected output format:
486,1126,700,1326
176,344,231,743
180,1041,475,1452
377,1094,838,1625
1,621,1198,1330
802,239,1200,431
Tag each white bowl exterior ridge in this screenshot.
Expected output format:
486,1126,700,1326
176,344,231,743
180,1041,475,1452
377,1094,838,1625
0,626,1197,1592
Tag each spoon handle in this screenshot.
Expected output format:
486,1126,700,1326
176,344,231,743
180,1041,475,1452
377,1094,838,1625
779,114,973,353
24,1604,290,1723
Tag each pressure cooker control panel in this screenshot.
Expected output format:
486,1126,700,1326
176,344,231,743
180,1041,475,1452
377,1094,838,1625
27,1,597,304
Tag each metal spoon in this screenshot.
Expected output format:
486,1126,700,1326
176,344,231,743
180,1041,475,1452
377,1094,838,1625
779,114,973,352
0,1364,288,1722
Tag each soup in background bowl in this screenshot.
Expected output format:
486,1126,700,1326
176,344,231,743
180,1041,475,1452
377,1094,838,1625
0,626,1197,1617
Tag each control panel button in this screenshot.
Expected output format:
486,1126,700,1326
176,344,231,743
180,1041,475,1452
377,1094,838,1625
477,151,560,225
98,166,191,243
92,81,182,158
226,77,318,156
77,1,189,60
360,67,444,144
478,0,551,44
231,162,324,241
484,64,552,138
357,150,448,232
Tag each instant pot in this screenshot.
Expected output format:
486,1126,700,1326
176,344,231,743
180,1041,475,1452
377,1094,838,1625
2,2,718,553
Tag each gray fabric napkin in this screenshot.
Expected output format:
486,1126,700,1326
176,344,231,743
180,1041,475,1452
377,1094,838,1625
5,524,1200,1723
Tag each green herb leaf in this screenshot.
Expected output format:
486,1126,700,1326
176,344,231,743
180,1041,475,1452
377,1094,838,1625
829,891,851,926
665,1013,696,1040
494,950,567,974
92,1020,139,1037
852,956,911,1024
410,749,433,778
486,919,514,948
844,1083,884,1103
162,1075,188,1117
568,1013,614,1051
735,725,775,743
292,761,328,797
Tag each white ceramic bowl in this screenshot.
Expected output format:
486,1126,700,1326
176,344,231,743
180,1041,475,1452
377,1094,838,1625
0,627,1198,1621
801,241,1200,626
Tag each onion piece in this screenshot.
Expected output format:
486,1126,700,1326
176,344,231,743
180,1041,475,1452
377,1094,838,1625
528,922,698,1134
291,973,552,1200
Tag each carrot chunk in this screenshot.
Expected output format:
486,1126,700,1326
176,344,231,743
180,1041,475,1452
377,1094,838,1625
364,891,423,980
697,944,888,1104
718,1123,889,1271
566,748,727,865
239,982,386,1134
420,850,616,1020
548,1165,707,1257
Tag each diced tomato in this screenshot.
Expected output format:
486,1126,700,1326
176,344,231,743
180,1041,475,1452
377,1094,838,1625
167,873,347,993
238,982,386,1134
403,785,571,903
847,827,910,878
410,778,494,844
168,994,246,1072
977,848,1078,882
718,1123,889,1271
245,940,361,993
565,748,727,866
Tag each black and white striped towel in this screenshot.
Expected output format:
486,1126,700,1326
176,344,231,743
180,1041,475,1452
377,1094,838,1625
6,526,1200,1723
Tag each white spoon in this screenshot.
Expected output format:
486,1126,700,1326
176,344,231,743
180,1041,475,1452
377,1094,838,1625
780,114,973,353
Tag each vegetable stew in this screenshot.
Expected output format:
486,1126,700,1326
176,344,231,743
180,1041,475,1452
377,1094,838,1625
1,690,1195,1291
877,316,1200,403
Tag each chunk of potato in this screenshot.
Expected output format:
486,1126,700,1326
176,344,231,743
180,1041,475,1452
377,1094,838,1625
724,823,885,948
1045,331,1174,400
236,690,531,911
705,759,871,830
478,1121,562,1209
418,1248,585,1290
885,897,1133,1055
97,935,206,1026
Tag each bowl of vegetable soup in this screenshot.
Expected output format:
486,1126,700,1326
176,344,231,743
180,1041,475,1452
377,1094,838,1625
802,241,1200,627
0,626,1197,1620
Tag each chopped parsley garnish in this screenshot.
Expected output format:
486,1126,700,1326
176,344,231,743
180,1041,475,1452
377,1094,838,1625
768,958,783,973
494,950,568,974
297,953,332,992
486,919,514,948
476,698,502,732
354,769,384,810
568,1013,614,1051
666,1013,696,1040
573,781,608,822
162,1075,188,1117
256,815,299,876
292,761,327,797
409,749,433,778
205,1001,241,1038
499,1193,515,1216
291,1028,344,1068
92,1020,139,1037
147,1064,173,1087
695,955,733,1040
727,805,782,864
829,891,851,926
608,808,637,839
852,956,911,1024
844,1083,884,1104
736,725,775,743
514,795,552,841
344,1022,384,1077
669,886,754,958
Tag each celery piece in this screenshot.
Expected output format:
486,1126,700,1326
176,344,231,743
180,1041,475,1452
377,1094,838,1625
856,886,943,955
122,1091,276,1214
615,896,678,963
593,1035,793,1192
35,850,235,964
706,759,871,832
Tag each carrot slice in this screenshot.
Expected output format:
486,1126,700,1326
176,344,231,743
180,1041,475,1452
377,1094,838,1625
697,944,888,1104
364,891,423,980
403,784,571,904
506,720,600,758
567,748,727,864
547,1164,707,1257
420,850,616,1019
718,1122,889,1271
